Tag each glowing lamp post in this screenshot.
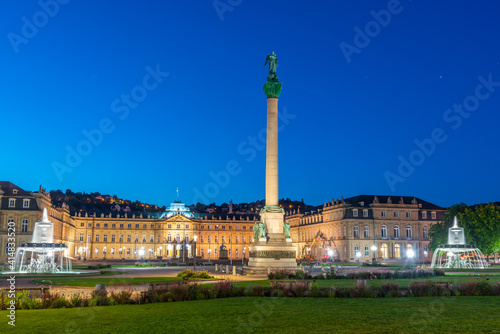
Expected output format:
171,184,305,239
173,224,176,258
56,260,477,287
193,236,197,271
356,251,361,263
407,248,415,268
139,248,145,263
371,245,377,264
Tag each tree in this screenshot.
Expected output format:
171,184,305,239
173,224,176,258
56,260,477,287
461,203,500,260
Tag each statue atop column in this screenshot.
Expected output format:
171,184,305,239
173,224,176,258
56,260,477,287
264,51,278,82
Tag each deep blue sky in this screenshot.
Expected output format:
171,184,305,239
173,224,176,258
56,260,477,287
1,1,500,208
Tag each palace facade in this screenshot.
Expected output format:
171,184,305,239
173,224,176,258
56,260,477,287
0,181,445,264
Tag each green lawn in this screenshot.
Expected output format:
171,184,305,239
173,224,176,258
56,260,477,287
232,274,500,289
31,276,217,287
2,297,499,333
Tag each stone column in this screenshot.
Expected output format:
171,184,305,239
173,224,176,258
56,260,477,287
266,97,279,207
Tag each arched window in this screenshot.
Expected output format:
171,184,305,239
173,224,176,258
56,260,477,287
406,226,412,239
135,234,139,242
394,244,401,258
142,235,146,243
394,225,400,239
80,233,84,241
380,243,388,258
381,225,387,239
353,226,359,238
167,234,172,242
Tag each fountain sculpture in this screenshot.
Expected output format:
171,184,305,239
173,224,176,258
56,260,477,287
431,217,486,269
13,208,72,273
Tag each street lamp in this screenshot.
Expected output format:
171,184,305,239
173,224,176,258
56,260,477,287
193,235,197,271
356,251,361,263
327,250,334,262
407,249,415,268
371,245,377,264
139,248,145,263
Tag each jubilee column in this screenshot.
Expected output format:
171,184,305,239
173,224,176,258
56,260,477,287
245,52,297,273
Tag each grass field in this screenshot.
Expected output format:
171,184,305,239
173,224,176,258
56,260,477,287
230,274,500,289
1,296,499,333
31,276,217,287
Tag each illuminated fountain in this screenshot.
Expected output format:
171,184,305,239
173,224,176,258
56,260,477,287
13,208,72,273
431,217,486,269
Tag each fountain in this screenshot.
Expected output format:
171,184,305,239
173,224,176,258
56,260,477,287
431,216,486,269
13,208,73,273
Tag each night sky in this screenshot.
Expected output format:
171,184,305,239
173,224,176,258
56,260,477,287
1,1,500,208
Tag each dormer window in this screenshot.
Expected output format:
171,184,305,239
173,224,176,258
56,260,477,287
422,212,427,219
353,209,358,217
363,210,368,217
13,189,18,194
431,212,436,219
9,199,15,207
23,199,30,208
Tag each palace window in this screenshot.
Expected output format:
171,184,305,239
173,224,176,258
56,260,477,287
95,247,99,255
222,225,226,230
176,234,181,242
135,234,139,242
81,223,84,227
431,212,436,219
120,224,124,228
168,224,172,229
381,211,386,218
422,212,427,219
80,233,84,242
394,211,399,218
236,236,239,243
127,235,131,242
363,210,368,217
87,234,91,242
112,224,116,228
9,199,15,207
354,246,359,254
128,224,131,228
381,243,388,258
119,248,123,255
222,236,225,243
111,235,115,242
343,226,346,237
111,248,115,255
177,224,180,229
394,244,401,259
394,225,400,239
423,227,428,239
201,235,204,243
157,235,160,243
185,234,189,242
208,236,211,243
119,235,123,243
215,236,218,243
104,223,108,228
88,223,92,227
23,199,30,208
150,235,154,243
353,226,359,238
406,212,411,218
406,226,412,239
135,224,139,228
381,225,387,239
95,234,100,242
96,223,100,228
185,224,189,229
126,248,130,255
365,246,369,257
21,219,28,233
364,226,369,238
215,225,219,230
142,235,146,243
143,224,147,229
103,247,107,255
353,209,358,217
167,234,172,242
103,234,108,242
